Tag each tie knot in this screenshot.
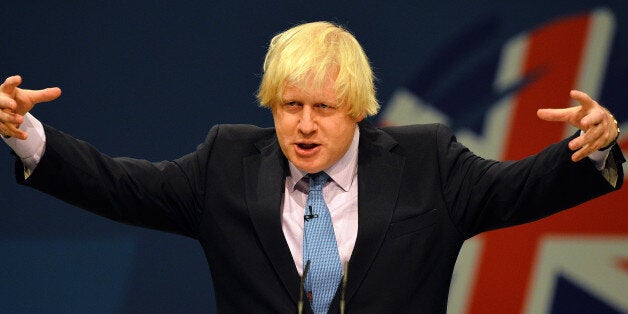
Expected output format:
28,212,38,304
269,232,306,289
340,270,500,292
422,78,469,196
308,172,329,191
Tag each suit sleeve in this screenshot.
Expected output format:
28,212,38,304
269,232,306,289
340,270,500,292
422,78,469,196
16,124,220,238
435,124,625,238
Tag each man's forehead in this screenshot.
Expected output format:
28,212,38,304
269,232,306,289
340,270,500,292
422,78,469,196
282,80,338,101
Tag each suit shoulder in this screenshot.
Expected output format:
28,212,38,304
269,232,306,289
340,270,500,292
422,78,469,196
379,123,454,141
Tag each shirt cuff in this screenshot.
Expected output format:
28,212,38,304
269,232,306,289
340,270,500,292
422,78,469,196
588,148,611,171
2,113,46,173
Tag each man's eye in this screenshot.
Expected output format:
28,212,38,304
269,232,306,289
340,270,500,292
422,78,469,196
316,103,335,110
283,102,300,109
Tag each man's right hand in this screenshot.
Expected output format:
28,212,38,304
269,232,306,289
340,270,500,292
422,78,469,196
0,75,61,140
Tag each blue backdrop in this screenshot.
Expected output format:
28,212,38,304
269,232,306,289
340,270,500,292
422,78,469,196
1,1,626,313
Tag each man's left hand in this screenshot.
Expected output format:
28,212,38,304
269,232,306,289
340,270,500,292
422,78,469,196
537,90,620,162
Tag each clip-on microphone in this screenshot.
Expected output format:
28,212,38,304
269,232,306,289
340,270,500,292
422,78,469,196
304,206,319,221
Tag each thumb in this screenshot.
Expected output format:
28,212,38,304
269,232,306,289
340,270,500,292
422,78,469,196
570,90,597,111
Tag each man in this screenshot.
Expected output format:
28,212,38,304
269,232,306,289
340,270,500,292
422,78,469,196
0,21,623,313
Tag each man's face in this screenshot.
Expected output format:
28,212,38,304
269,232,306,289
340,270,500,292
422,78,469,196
273,77,362,174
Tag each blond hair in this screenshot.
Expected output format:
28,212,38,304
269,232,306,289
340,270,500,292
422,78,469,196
257,21,379,118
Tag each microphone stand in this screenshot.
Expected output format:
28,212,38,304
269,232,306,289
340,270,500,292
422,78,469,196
298,260,311,314
340,261,348,314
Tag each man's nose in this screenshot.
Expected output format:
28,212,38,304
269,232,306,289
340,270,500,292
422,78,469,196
298,106,317,134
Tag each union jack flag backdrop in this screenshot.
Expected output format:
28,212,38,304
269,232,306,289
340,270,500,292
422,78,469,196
382,8,627,314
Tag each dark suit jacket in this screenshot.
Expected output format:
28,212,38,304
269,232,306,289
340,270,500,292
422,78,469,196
17,121,624,313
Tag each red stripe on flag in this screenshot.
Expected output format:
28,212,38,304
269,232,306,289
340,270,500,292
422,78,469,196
468,14,592,314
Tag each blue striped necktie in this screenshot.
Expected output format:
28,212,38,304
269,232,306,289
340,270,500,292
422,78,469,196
303,172,343,313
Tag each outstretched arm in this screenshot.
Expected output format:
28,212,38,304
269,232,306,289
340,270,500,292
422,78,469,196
0,75,61,139
537,90,620,162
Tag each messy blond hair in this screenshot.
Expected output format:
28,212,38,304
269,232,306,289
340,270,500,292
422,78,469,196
257,21,379,118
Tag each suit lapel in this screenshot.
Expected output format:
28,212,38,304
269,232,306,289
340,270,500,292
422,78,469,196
345,121,404,303
243,122,405,308
243,135,302,305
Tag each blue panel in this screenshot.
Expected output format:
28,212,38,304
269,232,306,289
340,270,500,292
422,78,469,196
551,274,622,314
1,238,135,313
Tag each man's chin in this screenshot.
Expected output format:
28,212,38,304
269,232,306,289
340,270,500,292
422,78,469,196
291,160,325,174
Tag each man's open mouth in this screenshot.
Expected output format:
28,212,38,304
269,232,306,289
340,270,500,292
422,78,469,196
297,143,320,149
